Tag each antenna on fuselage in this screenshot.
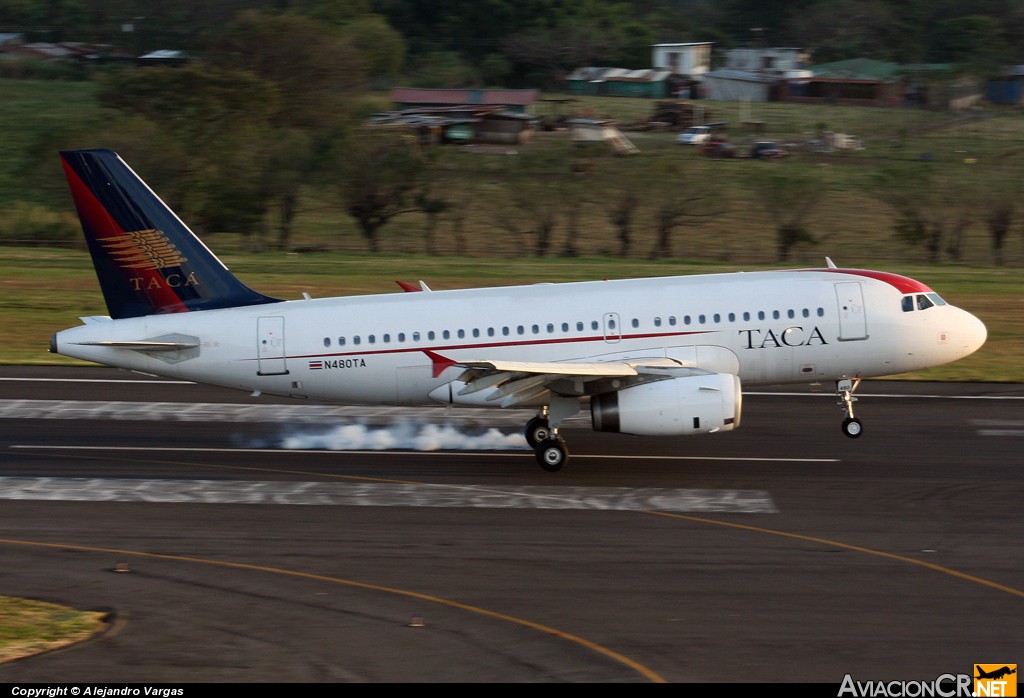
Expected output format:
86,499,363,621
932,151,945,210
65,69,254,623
825,256,837,269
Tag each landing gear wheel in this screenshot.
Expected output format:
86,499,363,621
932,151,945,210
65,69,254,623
842,417,863,439
535,437,569,472
524,416,551,449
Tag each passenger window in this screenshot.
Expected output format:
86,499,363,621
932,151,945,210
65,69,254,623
338,337,346,346
323,338,331,347
654,317,662,327
669,316,676,326
632,318,639,328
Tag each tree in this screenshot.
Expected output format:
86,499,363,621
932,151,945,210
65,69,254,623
333,131,424,252
208,10,365,130
980,160,1024,266
489,149,568,257
96,65,283,241
746,165,827,262
341,14,406,82
648,186,715,260
869,162,976,264
787,0,899,62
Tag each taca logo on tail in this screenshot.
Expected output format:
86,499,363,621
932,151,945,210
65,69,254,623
59,149,279,319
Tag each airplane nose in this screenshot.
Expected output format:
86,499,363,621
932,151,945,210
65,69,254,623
960,310,987,357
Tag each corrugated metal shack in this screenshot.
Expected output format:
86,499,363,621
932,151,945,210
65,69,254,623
370,105,537,145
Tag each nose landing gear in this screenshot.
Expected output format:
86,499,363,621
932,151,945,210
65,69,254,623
837,377,863,438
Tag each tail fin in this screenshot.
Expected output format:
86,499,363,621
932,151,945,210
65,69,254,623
60,149,280,319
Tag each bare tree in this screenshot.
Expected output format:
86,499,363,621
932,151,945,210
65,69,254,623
747,166,827,262
608,188,642,258
871,162,977,264
981,161,1023,266
334,131,423,252
489,150,566,257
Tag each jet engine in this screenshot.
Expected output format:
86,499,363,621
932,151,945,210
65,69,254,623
590,373,741,436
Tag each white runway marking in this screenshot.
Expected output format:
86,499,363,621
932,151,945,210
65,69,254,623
0,477,778,513
10,444,838,463
0,399,546,426
972,419,1024,437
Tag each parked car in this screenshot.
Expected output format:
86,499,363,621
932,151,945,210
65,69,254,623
749,141,789,159
677,121,727,146
699,139,738,157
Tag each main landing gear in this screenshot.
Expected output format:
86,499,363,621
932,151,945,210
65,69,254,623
525,404,573,472
837,377,863,438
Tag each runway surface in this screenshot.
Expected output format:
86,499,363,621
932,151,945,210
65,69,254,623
0,366,1021,683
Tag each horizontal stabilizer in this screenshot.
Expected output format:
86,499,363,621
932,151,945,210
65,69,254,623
71,340,199,351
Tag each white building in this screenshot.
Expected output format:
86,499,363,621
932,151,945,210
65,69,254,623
651,42,712,78
723,48,812,79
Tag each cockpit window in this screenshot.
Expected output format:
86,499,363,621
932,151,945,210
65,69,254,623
902,292,947,312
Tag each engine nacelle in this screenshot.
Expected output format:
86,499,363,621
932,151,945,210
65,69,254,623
590,373,741,436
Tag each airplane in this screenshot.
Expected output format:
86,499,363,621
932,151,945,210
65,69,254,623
51,148,988,471
976,666,1016,681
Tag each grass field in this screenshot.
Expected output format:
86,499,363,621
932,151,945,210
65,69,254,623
0,596,107,662
1,79,1021,381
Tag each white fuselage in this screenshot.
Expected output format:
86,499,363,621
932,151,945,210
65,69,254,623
53,269,987,405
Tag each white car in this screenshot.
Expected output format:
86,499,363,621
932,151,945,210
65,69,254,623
677,125,711,145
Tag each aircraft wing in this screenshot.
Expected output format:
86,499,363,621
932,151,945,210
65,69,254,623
428,352,714,408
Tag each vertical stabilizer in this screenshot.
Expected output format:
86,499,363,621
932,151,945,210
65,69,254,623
60,149,280,319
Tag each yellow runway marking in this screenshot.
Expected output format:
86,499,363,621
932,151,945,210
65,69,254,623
0,537,666,683
642,511,1024,599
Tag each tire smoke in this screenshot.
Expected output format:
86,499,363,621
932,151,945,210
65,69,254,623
279,420,528,451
